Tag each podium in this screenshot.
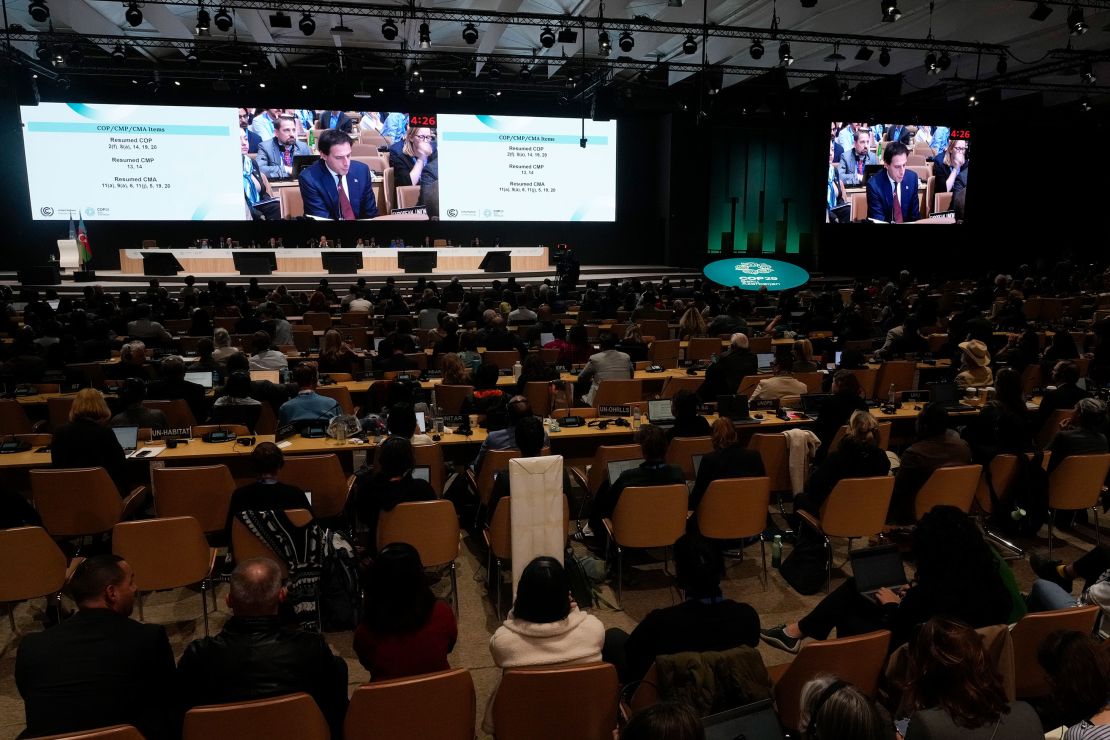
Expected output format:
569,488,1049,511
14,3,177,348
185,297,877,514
56,239,81,272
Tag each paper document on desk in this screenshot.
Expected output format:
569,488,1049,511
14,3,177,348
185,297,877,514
509,455,565,598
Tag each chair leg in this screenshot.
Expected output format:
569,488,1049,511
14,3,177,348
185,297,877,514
615,544,624,608
1048,514,1055,561
1094,508,1102,548
450,563,459,618
823,535,832,594
494,558,503,621
201,580,210,637
759,536,767,590
7,602,14,632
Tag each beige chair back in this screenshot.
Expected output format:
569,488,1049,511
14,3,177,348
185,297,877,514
412,443,447,497
914,464,983,520
112,516,213,592
794,372,824,394
279,186,304,218
142,399,197,427
638,320,670,342
316,386,356,416
696,478,770,540
658,376,703,399
344,668,476,740
819,476,895,538
609,484,687,549
523,381,554,418
487,497,570,562
435,384,473,415
152,465,235,535
47,396,75,430
772,630,891,732
32,468,125,538
875,361,917,395
492,663,618,740
377,499,459,568
649,339,680,368
1036,409,1073,449
35,726,146,740
749,434,791,492
475,449,521,506
277,454,351,518
1011,605,1101,699
0,525,67,605
230,509,313,578
1049,454,1110,510
183,692,329,740
664,436,714,481
594,379,642,406
483,351,519,370
686,337,722,362
843,368,878,398
0,399,35,434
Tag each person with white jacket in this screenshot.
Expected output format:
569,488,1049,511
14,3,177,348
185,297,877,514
482,556,605,732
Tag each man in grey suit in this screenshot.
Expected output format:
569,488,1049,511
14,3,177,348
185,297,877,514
579,330,634,406
838,128,878,186
256,114,311,180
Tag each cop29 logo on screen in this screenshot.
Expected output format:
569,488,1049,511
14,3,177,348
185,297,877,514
702,258,810,291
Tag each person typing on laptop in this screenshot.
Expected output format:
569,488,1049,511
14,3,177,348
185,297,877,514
108,378,167,430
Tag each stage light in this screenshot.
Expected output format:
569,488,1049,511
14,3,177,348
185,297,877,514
258,82,266,88
299,12,315,35
1081,61,1096,84
937,50,951,71
824,43,846,63
462,22,478,44
214,6,232,31
185,47,199,65
1080,97,1092,112
618,31,634,52
111,43,126,62
301,83,308,89
456,89,462,95
28,0,48,23
34,43,48,61
1068,4,1087,35
598,29,611,54
1029,1,1052,21
996,54,1007,74
750,38,764,59
174,80,181,86
880,0,901,22
967,92,978,107
557,27,577,43
539,26,555,48
855,44,874,61
411,63,421,77
778,41,793,65
924,50,937,73
195,5,210,34
382,18,398,40
125,2,143,27
682,35,697,55
879,47,891,66
419,21,431,48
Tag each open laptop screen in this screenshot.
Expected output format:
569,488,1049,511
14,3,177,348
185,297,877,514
185,371,214,389
607,458,644,484
112,425,139,451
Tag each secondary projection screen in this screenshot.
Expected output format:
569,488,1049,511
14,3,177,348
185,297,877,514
19,103,618,222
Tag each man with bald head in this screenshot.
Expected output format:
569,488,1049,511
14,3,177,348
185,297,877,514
177,557,347,734
697,332,758,401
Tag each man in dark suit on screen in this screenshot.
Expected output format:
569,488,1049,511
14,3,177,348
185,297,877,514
298,128,378,220
865,141,921,223
15,555,179,739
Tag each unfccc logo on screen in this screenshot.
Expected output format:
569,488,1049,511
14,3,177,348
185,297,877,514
735,262,774,275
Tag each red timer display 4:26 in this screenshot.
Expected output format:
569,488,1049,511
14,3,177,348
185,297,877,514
410,115,438,127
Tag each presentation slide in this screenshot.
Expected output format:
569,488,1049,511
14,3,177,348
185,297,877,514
19,104,618,222
21,103,244,221
437,114,617,222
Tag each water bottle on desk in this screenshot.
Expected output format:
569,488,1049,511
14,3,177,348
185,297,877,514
632,406,642,430
771,535,783,568
887,383,896,406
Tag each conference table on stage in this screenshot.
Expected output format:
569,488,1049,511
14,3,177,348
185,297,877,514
116,246,551,276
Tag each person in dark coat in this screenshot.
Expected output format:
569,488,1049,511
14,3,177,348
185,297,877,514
697,333,758,402
688,417,766,512
51,388,128,492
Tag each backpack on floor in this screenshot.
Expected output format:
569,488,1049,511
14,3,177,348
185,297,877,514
987,451,1049,538
779,529,830,596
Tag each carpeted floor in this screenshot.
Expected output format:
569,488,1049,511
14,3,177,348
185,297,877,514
0,517,1092,740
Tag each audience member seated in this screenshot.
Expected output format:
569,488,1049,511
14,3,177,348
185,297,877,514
260,305,294,347
484,556,605,733
386,401,434,446
187,338,225,383
1046,397,1108,473
15,555,179,739
106,340,155,381
353,542,457,681
707,301,750,336
457,331,484,372
566,324,594,366
460,362,510,428
797,676,892,740
812,370,870,459
220,352,293,412
792,338,820,373
889,403,972,524
177,557,348,736
317,329,360,376
109,377,168,429
591,424,685,536
126,303,172,345
513,352,559,396
616,325,649,363
750,350,808,401
960,367,1034,463
795,410,891,522
955,339,994,389
900,617,1041,740
666,389,712,441
188,308,213,338
473,395,546,471
1035,360,1090,434
377,320,417,358
542,323,573,366
440,352,471,385
697,333,757,402
1036,630,1110,737
351,437,436,539
248,330,288,372
225,442,312,537
211,327,241,365
603,533,760,683
209,371,263,429
875,314,928,360
677,307,708,340
52,388,128,491
578,331,633,406
621,702,706,740
1041,330,1081,382
147,354,208,425
688,417,766,513
761,507,1013,654
278,362,341,427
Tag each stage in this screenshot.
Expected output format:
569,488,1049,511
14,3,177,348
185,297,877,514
117,246,550,276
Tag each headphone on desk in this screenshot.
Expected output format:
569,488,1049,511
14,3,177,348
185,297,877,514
587,418,631,430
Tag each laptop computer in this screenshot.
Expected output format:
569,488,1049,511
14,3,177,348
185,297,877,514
412,465,431,483
607,458,644,484
756,353,775,372
112,425,139,454
374,337,385,352
291,154,319,179
703,698,785,740
927,381,975,412
540,332,555,346
185,371,214,389
647,399,675,424
250,370,280,384
717,394,762,424
800,393,834,418
851,544,909,604
415,411,426,433
692,454,704,477
861,163,885,189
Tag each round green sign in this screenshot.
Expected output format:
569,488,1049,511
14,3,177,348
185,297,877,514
703,257,811,291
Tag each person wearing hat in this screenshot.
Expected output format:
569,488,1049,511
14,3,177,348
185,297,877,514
955,339,993,389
